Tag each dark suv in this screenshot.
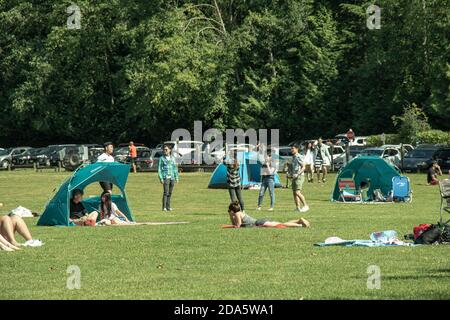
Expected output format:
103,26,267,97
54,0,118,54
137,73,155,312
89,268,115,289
63,144,103,171
424,147,450,172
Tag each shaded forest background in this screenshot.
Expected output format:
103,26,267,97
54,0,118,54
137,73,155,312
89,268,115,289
0,0,448,147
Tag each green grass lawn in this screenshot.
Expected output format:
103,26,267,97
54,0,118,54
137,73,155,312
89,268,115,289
0,169,449,300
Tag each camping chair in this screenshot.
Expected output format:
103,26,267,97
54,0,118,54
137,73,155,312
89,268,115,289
338,178,362,202
392,176,412,202
439,179,450,223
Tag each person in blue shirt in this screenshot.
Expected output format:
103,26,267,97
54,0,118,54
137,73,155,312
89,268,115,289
158,144,179,211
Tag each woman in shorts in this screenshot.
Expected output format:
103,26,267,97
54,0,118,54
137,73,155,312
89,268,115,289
227,201,310,228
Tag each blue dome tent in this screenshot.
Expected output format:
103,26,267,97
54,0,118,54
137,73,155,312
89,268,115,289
208,151,282,189
38,162,134,226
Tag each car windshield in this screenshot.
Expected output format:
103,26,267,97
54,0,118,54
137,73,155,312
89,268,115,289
361,149,383,156
405,149,435,158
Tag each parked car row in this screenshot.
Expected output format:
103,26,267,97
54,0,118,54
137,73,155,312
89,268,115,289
1,140,448,173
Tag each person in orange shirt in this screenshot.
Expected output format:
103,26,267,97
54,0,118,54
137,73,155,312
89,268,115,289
129,141,137,173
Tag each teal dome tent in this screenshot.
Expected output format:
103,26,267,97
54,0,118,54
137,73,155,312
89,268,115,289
331,156,401,201
38,162,134,226
208,151,282,189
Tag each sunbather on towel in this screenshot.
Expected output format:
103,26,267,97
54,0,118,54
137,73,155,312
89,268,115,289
227,201,310,228
97,192,131,225
0,214,41,250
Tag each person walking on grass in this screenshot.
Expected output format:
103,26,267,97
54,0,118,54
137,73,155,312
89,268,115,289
289,144,309,213
257,151,277,211
224,149,245,211
313,138,332,183
129,141,137,173
158,144,179,211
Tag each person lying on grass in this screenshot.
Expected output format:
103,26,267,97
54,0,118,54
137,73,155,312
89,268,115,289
227,201,310,228
97,191,131,225
70,189,98,226
0,215,42,251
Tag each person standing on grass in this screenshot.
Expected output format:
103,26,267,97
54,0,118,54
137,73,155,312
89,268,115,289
313,138,332,183
158,144,179,211
224,150,245,212
257,151,277,211
303,142,315,183
97,142,115,193
289,144,309,212
129,141,137,173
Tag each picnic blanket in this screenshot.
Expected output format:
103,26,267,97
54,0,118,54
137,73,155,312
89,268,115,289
315,231,416,247
103,221,189,227
221,224,286,229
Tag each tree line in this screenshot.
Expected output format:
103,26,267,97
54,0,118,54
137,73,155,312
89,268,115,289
0,0,448,147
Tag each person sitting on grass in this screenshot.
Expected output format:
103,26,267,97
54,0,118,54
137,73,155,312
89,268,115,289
227,201,310,228
97,191,131,225
427,161,442,186
70,189,98,226
0,214,41,250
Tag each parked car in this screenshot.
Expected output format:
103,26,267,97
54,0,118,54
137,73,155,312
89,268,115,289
149,148,164,168
210,143,255,162
0,147,32,169
420,147,450,172
11,147,46,168
63,144,103,171
359,146,401,166
398,147,441,172
114,146,151,164
382,144,414,154
41,144,79,167
133,148,154,171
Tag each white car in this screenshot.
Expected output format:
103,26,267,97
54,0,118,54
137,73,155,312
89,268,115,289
210,143,255,162
359,147,401,166
164,140,204,157
381,144,414,154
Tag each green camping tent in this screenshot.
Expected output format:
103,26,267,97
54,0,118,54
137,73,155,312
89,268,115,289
38,162,134,226
331,156,401,201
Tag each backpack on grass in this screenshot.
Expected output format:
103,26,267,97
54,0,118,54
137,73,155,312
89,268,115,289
414,222,450,245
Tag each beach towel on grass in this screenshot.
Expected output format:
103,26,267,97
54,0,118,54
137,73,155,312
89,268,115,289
106,222,189,227
315,231,416,247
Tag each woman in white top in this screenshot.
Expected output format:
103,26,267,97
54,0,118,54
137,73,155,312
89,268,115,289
97,192,131,225
303,142,315,183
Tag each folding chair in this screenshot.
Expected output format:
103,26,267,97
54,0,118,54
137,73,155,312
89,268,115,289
338,178,362,202
439,179,450,223
392,176,412,202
